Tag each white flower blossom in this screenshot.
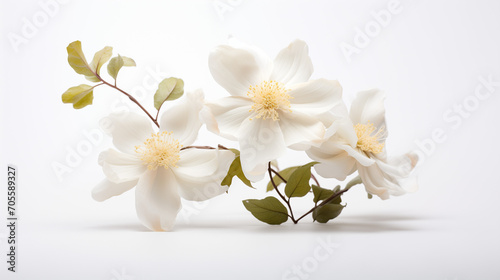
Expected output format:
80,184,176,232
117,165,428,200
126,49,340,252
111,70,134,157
307,89,418,199
92,90,235,231
202,39,345,181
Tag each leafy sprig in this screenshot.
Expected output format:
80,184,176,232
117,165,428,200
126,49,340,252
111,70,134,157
240,162,363,225
62,40,184,128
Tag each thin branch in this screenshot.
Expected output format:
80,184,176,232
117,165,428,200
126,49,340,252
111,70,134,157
180,145,231,151
181,145,216,150
311,173,320,187
268,162,296,223
270,168,287,184
98,76,159,127
154,96,170,123
155,107,161,122
295,187,351,223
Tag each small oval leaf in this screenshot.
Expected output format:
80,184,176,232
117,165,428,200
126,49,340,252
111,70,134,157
284,162,317,198
67,41,95,79
86,46,113,82
313,204,344,223
121,56,136,66
107,55,124,80
221,154,253,188
154,77,184,110
312,184,334,204
242,197,288,225
62,84,94,109
66,41,112,83
107,55,136,80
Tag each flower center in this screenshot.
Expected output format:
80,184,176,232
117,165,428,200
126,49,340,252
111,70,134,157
135,131,182,170
354,123,385,154
247,80,292,121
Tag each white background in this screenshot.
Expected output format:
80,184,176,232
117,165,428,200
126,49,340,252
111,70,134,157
1,0,500,279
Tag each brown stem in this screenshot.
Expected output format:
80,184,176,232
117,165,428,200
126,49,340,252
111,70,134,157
181,145,215,150
271,167,319,188
295,188,350,223
268,162,296,223
155,107,161,123
180,145,231,151
311,173,320,187
270,168,287,184
98,76,159,127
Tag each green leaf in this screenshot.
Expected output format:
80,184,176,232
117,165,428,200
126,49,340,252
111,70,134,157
329,185,343,205
284,162,317,198
242,197,288,225
312,184,334,204
313,203,345,223
61,84,94,109
221,154,253,188
330,193,342,205
86,46,113,82
121,56,136,66
154,77,184,110
312,184,343,204
107,55,136,80
66,41,112,82
266,166,298,192
67,41,96,79
107,55,123,80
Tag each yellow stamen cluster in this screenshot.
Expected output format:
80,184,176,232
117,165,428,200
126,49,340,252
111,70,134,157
247,80,292,121
354,123,385,154
135,131,182,170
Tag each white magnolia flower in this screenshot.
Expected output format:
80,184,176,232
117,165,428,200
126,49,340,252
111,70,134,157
203,39,344,181
307,89,418,199
92,90,235,231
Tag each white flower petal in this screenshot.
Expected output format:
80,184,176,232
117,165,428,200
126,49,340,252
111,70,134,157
203,96,252,141
177,148,221,178
350,89,386,129
357,154,418,200
307,140,356,176
279,111,325,150
227,38,273,75
289,79,344,115
382,153,419,193
357,164,391,200
308,146,357,180
243,162,269,182
100,112,154,154
324,117,357,147
92,179,138,202
100,149,147,184
160,90,204,146
270,40,313,86
238,118,286,181
342,145,376,167
318,102,351,132
174,149,234,201
315,160,357,181
135,169,181,231
209,44,270,97
200,106,220,138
